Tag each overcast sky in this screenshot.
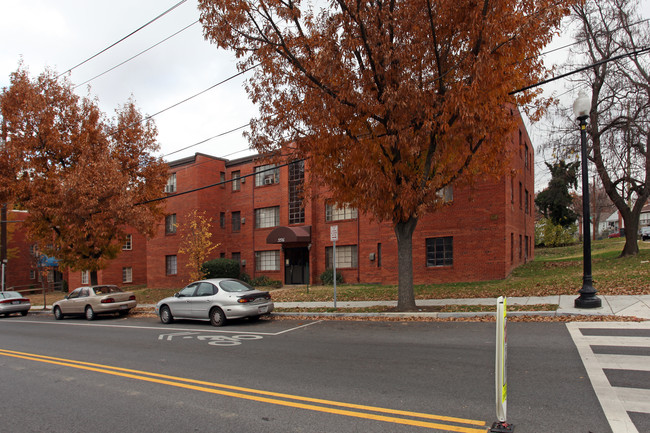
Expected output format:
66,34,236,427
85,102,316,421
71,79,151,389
1,0,649,192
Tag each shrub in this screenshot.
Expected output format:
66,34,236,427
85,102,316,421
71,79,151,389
250,275,282,288
201,258,241,279
320,268,343,285
535,218,578,247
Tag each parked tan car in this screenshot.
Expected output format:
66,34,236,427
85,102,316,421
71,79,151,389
53,285,137,320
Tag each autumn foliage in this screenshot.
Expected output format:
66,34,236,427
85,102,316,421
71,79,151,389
0,68,168,277
199,0,573,309
178,210,219,282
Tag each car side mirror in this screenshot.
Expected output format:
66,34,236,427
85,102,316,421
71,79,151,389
174,292,180,298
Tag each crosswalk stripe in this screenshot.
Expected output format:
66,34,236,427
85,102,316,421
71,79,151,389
583,336,650,346
595,354,650,371
612,387,650,414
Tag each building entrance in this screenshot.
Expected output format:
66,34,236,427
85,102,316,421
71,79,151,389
284,247,309,285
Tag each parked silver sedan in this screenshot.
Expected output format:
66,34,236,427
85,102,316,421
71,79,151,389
155,278,274,326
0,291,31,317
52,285,137,320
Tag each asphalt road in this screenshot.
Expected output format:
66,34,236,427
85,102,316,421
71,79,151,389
0,314,629,432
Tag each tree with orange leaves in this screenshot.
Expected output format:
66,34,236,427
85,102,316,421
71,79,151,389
0,67,168,285
198,0,573,310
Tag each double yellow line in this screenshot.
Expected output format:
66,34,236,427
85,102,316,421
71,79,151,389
0,348,487,432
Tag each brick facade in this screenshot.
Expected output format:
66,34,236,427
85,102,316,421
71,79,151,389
2,116,534,292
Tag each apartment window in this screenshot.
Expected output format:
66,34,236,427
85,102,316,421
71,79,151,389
81,270,89,285
29,270,36,280
166,255,177,275
122,234,133,251
220,172,226,188
377,243,382,267
29,244,38,257
426,237,453,267
122,267,133,283
325,203,358,221
165,173,176,193
288,160,305,224
232,171,241,191
325,245,358,269
255,250,280,271
525,190,529,215
232,211,241,233
255,164,279,186
519,235,523,261
510,177,515,204
255,206,280,229
232,252,241,264
436,186,454,203
220,212,225,229
525,144,529,169
165,214,177,234
519,182,522,209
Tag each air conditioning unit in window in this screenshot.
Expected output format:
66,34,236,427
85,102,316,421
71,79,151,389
164,185,175,193
264,177,274,185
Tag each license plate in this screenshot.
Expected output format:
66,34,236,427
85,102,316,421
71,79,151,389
120,305,129,310
11,300,20,305
258,306,268,314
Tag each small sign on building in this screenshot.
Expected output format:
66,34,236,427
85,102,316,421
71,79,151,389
330,225,339,242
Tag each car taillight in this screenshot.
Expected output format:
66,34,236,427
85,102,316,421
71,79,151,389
0,299,11,304
101,298,115,303
237,297,251,303
128,295,136,301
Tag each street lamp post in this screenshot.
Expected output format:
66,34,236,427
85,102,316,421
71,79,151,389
573,91,601,309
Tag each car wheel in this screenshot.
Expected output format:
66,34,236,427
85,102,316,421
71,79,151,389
209,307,226,327
53,306,64,320
85,306,96,321
118,309,129,316
159,305,174,324
21,311,28,316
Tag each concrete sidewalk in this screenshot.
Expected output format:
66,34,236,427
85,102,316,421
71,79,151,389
29,295,650,320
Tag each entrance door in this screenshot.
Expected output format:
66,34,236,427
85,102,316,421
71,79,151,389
284,247,309,285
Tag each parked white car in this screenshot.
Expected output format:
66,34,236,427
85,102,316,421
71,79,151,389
641,226,650,241
155,278,274,327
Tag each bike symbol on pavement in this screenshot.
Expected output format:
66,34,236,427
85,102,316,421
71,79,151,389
158,332,263,346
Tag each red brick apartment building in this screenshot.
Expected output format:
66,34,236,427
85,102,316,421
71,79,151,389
3,119,534,291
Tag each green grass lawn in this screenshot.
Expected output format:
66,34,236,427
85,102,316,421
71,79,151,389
269,238,650,302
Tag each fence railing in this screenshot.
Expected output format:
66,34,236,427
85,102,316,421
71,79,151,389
6,282,66,309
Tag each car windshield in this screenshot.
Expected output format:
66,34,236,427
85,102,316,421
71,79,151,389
1,292,23,299
219,280,254,292
93,286,122,295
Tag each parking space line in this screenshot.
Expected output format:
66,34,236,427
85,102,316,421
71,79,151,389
8,319,323,336
0,348,487,432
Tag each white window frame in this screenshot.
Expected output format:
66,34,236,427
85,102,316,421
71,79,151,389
81,270,89,285
122,267,133,283
255,206,280,229
122,234,133,251
325,203,358,222
165,173,176,193
254,164,279,186
325,245,358,269
255,250,280,271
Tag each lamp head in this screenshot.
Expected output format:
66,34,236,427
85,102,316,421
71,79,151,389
573,90,591,120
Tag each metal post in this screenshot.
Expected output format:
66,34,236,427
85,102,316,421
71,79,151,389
575,116,601,308
333,240,337,309
1,203,6,292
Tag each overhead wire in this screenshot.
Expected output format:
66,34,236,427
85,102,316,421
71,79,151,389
58,0,188,78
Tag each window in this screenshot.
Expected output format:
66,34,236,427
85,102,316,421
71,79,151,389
289,160,305,224
29,270,36,280
232,252,241,264
231,211,241,232
518,182,522,209
525,189,529,215
436,186,453,203
165,173,176,193
220,212,225,229
166,255,177,275
525,144,529,169
255,206,280,229
426,237,453,267
377,243,382,267
255,250,280,271
122,234,132,251
325,245,358,269
519,235,523,261
29,244,38,257
165,214,177,234
254,164,279,186
220,172,226,188
232,171,241,191
81,270,89,285
325,203,358,221
122,267,133,283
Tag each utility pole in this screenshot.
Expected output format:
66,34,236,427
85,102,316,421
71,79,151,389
1,203,7,292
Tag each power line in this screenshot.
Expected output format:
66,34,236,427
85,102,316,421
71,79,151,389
58,0,187,78
162,123,250,158
74,20,199,89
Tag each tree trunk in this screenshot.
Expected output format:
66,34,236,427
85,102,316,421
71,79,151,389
621,213,640,257
394,217,418,311
90,270,98,286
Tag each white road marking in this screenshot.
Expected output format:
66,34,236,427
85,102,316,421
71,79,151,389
567,322,650,433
